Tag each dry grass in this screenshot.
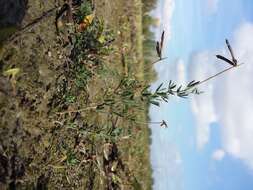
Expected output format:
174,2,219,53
0,0,153,189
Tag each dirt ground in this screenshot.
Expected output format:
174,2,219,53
0,0,153,189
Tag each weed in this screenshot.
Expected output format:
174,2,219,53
67,151,79,166
74,1,94,23
64,94,76,104
74,65,92,89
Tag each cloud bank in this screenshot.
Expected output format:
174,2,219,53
212,149,226,161
188,52,218,149
189,22,253,169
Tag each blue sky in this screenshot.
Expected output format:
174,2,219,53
150,0,253,190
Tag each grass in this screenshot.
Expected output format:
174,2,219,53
0,0,154,189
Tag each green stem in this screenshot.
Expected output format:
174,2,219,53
151,57,168,64
198,63,244,85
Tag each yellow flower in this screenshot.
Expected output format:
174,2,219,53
3,68,20,78
78,14,95,32
83,14,94,25
98,35,106,43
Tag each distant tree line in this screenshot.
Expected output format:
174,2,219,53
142,0,157,13
142,0,159,80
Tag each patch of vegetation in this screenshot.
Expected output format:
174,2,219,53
0,0,162,189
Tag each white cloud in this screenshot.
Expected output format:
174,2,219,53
150,127,183,190
206,0,220,15
153,0,175,43
162,0,175,42
189,22,253,170
188,52,218,149
152,58,186,91
212,149,226,161
217,23,253,168
176,59,186,85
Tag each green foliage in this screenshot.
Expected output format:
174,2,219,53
74,65,92,88
67,151,79,166
53,1,116,110
67,123,78,129
72,18,103,60
142,1,159,81
55,0,203,131
141,80,202,107
72,21,114,68
64,94,76,104
142,0,158,13
75,1,93,22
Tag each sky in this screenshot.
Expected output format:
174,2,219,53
149,0,253,190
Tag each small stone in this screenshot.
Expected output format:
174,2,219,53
103,143,112,161
111,161,118,172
